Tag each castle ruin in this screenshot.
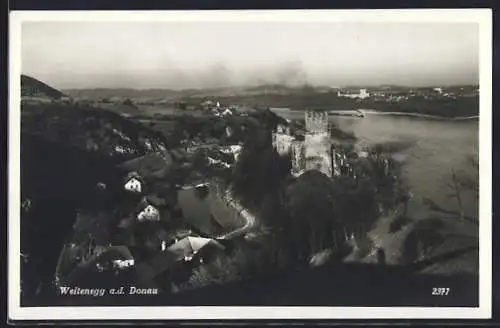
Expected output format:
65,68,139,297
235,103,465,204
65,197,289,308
273,110,341,178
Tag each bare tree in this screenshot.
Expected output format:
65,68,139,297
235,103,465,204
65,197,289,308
447,169,465,221
445,152,479,225
455,154,479,197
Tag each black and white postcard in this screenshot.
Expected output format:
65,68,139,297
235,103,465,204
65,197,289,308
8,9,492,321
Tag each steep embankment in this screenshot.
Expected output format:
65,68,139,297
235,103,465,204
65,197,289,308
20,132,126,298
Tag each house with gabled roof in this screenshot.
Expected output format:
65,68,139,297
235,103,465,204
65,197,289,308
135,195,166,222
137,205,160,222
123,171,144,193
134,235,226,285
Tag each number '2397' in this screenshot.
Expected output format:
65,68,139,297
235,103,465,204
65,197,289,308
432,287,450,296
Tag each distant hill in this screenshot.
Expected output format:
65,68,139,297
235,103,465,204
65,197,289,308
63,88,188,100
21,75,66,99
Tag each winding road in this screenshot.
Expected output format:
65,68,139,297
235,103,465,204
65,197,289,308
215,191,257,240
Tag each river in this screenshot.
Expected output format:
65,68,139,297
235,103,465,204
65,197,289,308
272,109,479,219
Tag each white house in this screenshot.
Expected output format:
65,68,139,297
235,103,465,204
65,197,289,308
60,96,72,103
219,145,242,163
112,259,135,269
115,145,126,154
137,204,160,221
222,108,233,116
124,177,142,193
207,157,221,165
337,88,370,99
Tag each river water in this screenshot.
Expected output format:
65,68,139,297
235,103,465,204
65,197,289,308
272,109,479,219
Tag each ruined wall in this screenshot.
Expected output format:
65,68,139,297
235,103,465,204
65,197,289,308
330,145,341,177
291,141,306,177
273,133,295,156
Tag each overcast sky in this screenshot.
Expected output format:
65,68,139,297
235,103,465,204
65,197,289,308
21,21,479,90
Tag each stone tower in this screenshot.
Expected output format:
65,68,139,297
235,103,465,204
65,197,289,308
304,111,332,177
305,111,329,134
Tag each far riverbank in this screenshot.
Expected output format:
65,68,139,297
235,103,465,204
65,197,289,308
359,109,479,121
271,107,479,121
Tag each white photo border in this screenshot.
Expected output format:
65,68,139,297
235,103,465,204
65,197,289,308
8,8,493,321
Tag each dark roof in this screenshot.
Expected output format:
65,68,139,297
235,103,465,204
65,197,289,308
142,194,167,207
119,152,173,179
124,171,144,183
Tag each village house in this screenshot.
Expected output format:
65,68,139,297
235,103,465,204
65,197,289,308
337,88,370,99
112,259,135,269
59,96,73,104
94,245,135,272
135,195,166,222
219,144,243,162
124,171,144,193
134,234,226,288
114,144,136,155
137,204,161,222
201,100,214,110
221,108,233,116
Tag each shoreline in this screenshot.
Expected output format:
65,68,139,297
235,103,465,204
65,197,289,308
271,107,478,121
359,109,479,121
